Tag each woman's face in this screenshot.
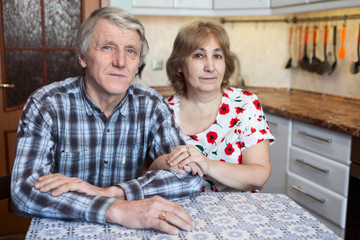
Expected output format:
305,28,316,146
179,34,226,94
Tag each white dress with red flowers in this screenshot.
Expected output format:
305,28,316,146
167,87,275,192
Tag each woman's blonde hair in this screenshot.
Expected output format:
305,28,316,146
166,21,235,94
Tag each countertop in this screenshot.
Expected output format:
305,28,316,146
152,86,360,137
252,88,360,138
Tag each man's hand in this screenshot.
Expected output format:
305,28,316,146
34,173,125,199
106,196,196,235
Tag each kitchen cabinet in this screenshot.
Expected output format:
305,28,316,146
261,113,291,194
133,0,173,8
112,0,360,16
287,120,351,238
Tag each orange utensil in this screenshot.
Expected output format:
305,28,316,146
298,26,302,65
338,25,346,59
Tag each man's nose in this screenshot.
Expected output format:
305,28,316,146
113,50,126,67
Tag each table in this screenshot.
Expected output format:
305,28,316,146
25,192,341,240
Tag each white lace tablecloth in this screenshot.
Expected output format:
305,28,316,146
25,192,341,239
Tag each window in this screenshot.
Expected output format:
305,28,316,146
1,0,82,109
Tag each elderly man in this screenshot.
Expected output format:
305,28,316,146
11,7,201,235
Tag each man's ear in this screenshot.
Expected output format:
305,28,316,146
78,53,86,68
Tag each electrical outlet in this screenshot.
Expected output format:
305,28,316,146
152,59,163,70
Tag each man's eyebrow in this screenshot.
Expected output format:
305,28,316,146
125,44,140,49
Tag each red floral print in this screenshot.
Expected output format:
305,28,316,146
223,92,229,98
242,90,253,96
259,129,267,135
238,155,242,164
219,103,230,115
224,143,235,155
206,131,218,144
229,117,240,128
253,99,261,110
235,107,245,114
189,135,199,141
257,138,264,143
251,127,256,133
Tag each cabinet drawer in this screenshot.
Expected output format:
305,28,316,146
287,172,347,228
289,146,349,196
292,121,351,165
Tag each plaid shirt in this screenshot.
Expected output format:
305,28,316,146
11,76,201,223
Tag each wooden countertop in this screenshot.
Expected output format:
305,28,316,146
151,86,360,137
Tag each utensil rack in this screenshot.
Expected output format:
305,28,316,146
220,14,360,24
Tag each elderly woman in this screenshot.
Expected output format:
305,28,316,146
150,21,274,192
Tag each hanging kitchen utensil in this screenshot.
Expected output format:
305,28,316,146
297,26,302,66
316,25,331,75
285,27,293,69
300,26,309,70
308,26,321,72
350,23,360,74
329,25,337,75
338,24,346,59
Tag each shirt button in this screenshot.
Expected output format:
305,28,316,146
104,160,108,164
107,129,110,132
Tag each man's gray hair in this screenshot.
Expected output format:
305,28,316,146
75,6,149,64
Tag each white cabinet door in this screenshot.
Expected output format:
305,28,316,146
133,0,173,8
214,0,270,9
271,0,306,7
261,113,291,194
174,0,212,9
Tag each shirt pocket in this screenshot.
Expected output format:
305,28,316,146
57,149,87,179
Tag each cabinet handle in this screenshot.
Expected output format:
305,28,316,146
268,121,278,127
295,159,329,174
291,185,326,204
298,131,332,143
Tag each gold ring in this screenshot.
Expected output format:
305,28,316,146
159,211,167,221
186,145,191,157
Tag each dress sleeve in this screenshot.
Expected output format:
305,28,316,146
11,97,116,224
239,94,275,150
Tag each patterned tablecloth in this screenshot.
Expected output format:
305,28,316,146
25,192,341,240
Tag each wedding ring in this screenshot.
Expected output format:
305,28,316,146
186,145,191,157
159,211,167,221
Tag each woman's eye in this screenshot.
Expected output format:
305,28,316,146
214,54,223,59
103,46,112,51
194,53,203,58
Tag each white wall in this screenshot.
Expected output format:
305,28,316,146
136,7,360,100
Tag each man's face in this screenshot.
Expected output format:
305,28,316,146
79,19,141,104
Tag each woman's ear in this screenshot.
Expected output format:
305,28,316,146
78,53,86,68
